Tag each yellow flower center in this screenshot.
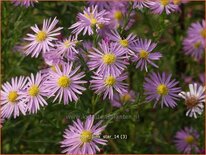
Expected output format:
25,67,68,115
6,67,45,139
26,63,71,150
193,42,201,49
157,84,168,95
8,91,18,103
139,50,149,59
160,0,169,6
119,39,129,47
102,53,116,65
90,18,97,26
58,76,71,88
114,11,123,20
120,94,131,103
105,76,116,86
184,135,194,144
36,31,47,42
28,85,39,97
64,40,71,48
200,29,206,38
80,130,93,143
85,13,97,26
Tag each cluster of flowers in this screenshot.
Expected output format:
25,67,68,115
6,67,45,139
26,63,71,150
1,0,205,154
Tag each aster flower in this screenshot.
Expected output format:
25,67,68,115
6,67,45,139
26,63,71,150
179,83,205,118
55,36,80,59
144,72,181,108
20,73,48,114
187,20,206,46
110,90,136,108
24,17,63,58
183,20,205,60
90,72,128,100
60,115,107,154
107,30,137,55
44,63,86,104
69,5,110,36
88,40,128,76
130,39,162,71
106,2,135,30
147,0,179,15
183,38,205,61
174,127,199,153
12,0,38,7
1,76,27,118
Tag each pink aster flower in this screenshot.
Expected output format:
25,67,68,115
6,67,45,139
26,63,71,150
69,5,110,36
12,0,38,8
110,90,136,108
144,72,181,108
44,63,86,104
60,115,107,154
88,40,128,76
20,73,48,114
187,20,206,46
107,30,137,55
130,38,162,71
183,38,204,61
24,17,63,58
1,76,27,118
90,72,128,100
106,2,135,30
174,127,199,153
179,83,205,118
183,20,205,60
54,36,80,59
147,0,180,15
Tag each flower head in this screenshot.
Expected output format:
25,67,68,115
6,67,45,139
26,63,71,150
88,40,128,76
24,17,63,57
44,63,86,104
183,20,205,60
69,5,110,36
187,20,206,46
60,115,107,154
131,39,162,71
1,77,27,118
179,83,205,118
183,38,204,61
174,127,199,153
110,90,136,108
90,72,128,100
105,2,135,30
107,30,137,54
144,72,181,108
147,0,180,14
20,73,48,114
54,36,80,59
